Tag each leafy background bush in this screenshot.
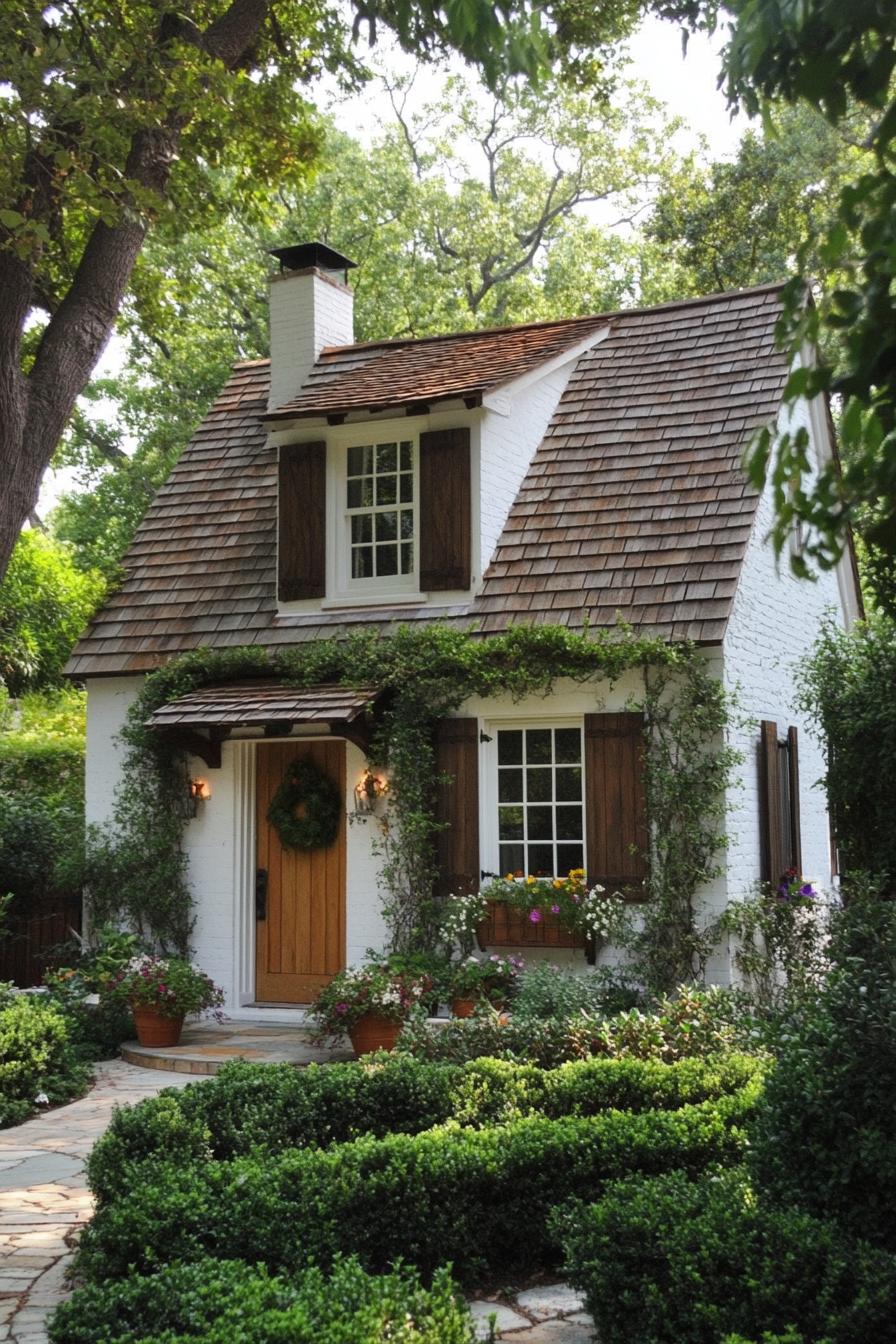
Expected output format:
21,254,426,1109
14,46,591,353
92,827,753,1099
0,688,86,984
0,988,89,1127
749,892,896,1251
399,985,754,1066
556,1167,896,1344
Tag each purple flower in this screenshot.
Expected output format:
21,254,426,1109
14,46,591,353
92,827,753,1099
335,1002,348,1014
529,909,541,923
800,883,815,898
551,904,560,914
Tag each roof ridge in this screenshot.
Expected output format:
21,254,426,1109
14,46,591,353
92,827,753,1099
230,283,788,374
318,312,608,358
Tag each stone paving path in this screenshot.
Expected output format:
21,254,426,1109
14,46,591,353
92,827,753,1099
0,1058,596,1343
0,1060,193,1344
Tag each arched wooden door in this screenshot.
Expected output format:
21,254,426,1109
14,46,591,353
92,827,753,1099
255,739,346,1003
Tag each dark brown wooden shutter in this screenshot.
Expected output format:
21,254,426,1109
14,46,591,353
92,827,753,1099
278,441,326,600
759,719,783,882
419,427,471,591
434,718,479,900
584,713,648,899
787,725,802,874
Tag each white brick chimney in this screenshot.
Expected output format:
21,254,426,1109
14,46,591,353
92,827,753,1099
267,243,355,413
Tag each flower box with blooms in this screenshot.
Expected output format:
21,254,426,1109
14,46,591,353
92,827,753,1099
448,953,524,1016
477,870,630,951
309,963,431,1050
776,868,817,903
105,954,225,1047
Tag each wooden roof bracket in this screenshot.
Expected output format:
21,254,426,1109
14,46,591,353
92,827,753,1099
158,727,227,768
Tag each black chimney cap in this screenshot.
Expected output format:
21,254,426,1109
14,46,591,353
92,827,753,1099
269,241,357,276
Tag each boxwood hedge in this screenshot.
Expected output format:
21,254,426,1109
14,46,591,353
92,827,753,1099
77,1087,757,1288
87,1052,762,1205
49,1255,475,1344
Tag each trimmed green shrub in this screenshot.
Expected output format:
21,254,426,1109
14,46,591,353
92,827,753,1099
554,1168,896,1344
49,1256,474,1344
86,1052,762,1205
750,893,896,1252
76,1088,757,1286
0,989,90,1127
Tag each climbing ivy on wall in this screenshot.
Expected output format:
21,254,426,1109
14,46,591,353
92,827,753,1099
84,624,737,990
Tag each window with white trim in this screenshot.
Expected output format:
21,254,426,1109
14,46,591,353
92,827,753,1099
496,725,585,877
345,439,415,582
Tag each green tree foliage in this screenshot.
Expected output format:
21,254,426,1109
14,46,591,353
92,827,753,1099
648,103,870,298
0,533,104,695
686,0,896,582
796,614,896,889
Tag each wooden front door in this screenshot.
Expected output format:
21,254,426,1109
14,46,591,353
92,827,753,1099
255,739,346,1003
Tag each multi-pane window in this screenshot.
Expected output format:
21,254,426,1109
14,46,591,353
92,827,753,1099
346,440,414,580
497,726,585,877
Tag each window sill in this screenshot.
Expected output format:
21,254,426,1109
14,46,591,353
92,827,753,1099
319,593,428,612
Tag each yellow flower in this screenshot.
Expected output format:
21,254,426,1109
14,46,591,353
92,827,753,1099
505,873,515,882
526,875,536,885
552,878,564,889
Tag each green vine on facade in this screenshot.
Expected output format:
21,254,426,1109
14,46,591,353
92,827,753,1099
83,624,738,990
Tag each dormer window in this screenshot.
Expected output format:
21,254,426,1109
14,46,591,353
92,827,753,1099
277,424,472,607
346,440,415,582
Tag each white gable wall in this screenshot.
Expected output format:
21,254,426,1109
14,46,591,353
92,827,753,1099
479,364,577,572
721,393,858,910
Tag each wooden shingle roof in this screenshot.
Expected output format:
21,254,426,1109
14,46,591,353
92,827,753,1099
147,683,379,729
264,314,610,421
65,283,788,678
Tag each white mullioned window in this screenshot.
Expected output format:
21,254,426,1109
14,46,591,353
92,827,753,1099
493,724,586,878
345,439,415,582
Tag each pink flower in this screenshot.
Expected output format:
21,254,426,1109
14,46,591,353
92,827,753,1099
529,909,541,923
335,1002,348,1014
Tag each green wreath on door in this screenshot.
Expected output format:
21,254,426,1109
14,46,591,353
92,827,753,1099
267,757,342,850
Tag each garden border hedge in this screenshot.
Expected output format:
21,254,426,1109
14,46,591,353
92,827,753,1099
86,1052,763,1205
77,1087,758,1287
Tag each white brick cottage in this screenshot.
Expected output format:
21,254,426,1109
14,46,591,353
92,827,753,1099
67,244,861,1017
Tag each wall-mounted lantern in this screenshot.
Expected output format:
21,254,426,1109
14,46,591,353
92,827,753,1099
183,777,212,819
353,769,387,816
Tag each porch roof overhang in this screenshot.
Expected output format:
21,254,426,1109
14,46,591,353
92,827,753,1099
146,682,381,766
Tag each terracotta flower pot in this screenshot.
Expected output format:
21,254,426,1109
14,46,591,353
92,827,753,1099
348,1012,402,1056
132,1004,185,1048
451,997,478,1018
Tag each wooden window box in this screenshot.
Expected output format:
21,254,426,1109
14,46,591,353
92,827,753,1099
476,899,586,950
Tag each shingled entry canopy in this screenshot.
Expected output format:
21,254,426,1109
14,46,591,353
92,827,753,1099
146,683,381,766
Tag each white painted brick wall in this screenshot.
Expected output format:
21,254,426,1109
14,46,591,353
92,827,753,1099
480,366,574,569
84,677,143,826
267,268,354,412
722,397,856,924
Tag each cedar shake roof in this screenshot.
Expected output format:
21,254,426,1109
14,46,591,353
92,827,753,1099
66,283,789,678
147,683,379,730
264,314,610,420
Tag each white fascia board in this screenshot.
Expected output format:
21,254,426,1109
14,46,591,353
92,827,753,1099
481,323,612,416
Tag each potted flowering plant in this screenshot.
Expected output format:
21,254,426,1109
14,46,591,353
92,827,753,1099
309,962,431,1054
448,953,524,1017
106,954,225,1047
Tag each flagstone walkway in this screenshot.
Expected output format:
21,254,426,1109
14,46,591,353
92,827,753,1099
0,1058,596,1343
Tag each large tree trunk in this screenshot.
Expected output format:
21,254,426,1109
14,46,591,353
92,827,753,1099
0,0,272,581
